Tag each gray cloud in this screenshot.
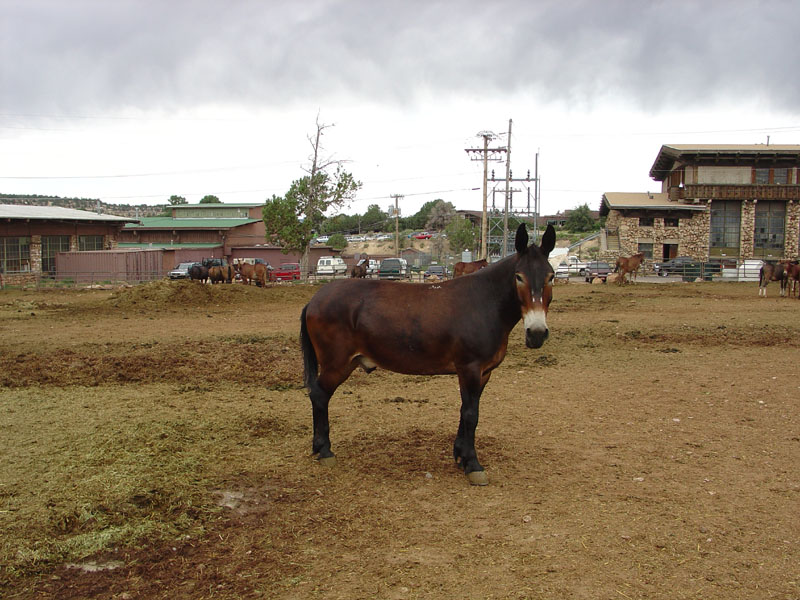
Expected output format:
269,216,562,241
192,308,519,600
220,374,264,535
3,0,799,116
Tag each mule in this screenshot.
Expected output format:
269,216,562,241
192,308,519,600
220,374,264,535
758,261,789,297
235,262,267,286
784,261,800,298
615,252,645,285
188,264,209,283
453,258,488,277
300,223,556,485
209,264,234,284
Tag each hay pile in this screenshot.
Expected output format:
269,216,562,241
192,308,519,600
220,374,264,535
107,279,255,309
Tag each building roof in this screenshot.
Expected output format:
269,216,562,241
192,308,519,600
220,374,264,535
0,204,138,222
650,144,800,180
124,217,260,229
600,192,707,216
118,242,223,249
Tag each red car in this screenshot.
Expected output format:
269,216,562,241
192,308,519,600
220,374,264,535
413,232,433,239
273,263,301,281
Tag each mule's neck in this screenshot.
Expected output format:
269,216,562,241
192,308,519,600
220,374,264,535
468,254,525,333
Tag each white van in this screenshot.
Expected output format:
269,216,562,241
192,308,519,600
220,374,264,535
316,256,347,277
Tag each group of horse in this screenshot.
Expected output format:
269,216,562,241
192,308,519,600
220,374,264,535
348,256,491,279
187,262,269,286
758,260,800,298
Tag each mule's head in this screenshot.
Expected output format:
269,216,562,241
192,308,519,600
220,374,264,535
513,223,556,349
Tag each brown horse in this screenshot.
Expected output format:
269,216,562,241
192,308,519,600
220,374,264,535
209,264,235,284
300,223,556,486
615,252,645,285
235,262,267,286
783,261,800,298
253,262,269,287
758,261,789,297
453,258,488,277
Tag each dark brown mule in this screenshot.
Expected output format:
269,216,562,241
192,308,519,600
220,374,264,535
615,252,645,285
758,261,789,297
188,264,209,283
300,223,556,485
453,258,488,277
351,254,369,278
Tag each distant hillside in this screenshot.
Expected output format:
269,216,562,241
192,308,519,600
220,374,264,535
0,194,167,218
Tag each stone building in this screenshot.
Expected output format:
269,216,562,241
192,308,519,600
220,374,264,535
600,144,800,263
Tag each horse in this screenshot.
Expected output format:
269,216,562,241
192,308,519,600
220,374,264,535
300,223,556,486
784,261,800,298
209,264,234,284
453,258,488,277
758,261,789,297
233,262,266,286
253,262,269,287
188,264,209,283
615,252,645,285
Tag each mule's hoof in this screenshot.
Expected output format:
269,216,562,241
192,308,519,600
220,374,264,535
317,455,337,467
467,470,489,486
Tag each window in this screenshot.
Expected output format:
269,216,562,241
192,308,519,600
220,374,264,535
754,168,770,184
0,236,31,272
710,200,741,254
637,243,653,259
773,168,788,185
78,235,104,251
42,235,71,274
664,217,679,227
754,201,785,255
638,217,654,227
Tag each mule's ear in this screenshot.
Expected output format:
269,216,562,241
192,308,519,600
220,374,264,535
514,223,529,254
539,224,556,258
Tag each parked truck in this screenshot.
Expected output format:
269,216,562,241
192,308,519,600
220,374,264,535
560,255,588,275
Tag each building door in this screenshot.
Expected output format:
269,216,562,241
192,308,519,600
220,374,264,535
662,243,678,260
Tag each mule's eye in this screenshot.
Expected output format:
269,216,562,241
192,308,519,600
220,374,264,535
515,273,524,284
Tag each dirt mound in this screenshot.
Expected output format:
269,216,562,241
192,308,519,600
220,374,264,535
107,279,263,309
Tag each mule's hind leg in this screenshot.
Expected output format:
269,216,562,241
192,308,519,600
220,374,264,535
309,365,356,464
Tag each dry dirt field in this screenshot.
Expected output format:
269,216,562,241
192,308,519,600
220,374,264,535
1,278,798,599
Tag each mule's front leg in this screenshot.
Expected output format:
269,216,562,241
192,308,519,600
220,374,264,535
309,384,336,465
453,369,490,485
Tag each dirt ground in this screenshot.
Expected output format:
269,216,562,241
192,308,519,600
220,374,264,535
1,278,799,599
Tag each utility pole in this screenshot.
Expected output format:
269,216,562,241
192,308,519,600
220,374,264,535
465,131,506,260
390,194,403,257
502,119,512,257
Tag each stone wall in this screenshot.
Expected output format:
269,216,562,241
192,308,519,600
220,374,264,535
785,201,800,259
601,209,709,262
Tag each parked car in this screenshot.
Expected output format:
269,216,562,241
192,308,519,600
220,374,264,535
555,262,571,281
654,256,695,276
378,257,409,280
424,264,449,279
168,262,197,280
316,256,347,277
273,263,301,281
314,235,330,244
413,232,433,240
584,261,613,282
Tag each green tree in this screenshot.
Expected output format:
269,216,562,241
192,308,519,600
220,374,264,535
327,233,348,250
199,195,221,204
564,204,597,232
445,217,477,255
168,195,187,205
262,117,361,275
361,204,388,231
425,199,457,231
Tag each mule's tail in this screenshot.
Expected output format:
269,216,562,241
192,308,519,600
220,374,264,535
300,305,319,390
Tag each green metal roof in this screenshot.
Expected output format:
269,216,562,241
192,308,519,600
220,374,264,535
124,217,259,229
118,242,222,249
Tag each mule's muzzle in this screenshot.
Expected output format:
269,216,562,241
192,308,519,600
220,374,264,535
525,327,549,349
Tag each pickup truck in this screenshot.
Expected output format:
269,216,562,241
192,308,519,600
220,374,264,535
558,255,588,275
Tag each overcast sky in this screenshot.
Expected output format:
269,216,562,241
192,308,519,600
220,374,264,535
2,0,800,218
